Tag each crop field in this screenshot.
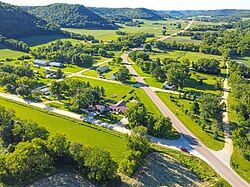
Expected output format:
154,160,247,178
167,36,202,44
156,92,225,150
0,45,27,59
64,19,188,41
190,20,229,28
0,97,127,163
149,50,222,62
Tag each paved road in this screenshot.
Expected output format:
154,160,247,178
157,20,195,41
122,53,249,187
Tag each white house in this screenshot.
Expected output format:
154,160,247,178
163,81,175,90
34,59,48,66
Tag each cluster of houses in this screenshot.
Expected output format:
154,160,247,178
33,60,64,68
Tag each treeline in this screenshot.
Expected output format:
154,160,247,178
154,27,250,57
0,107,119,185
229,62,250,161
188,24,233,32
0,63,40,98
0,35,30,52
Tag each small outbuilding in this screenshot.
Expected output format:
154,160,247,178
163,81,175,90
34,59,48,66
49,62,64,68
96,66,110,73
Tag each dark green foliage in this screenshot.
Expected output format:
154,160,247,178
84,148,118,183
193,58,221,75
153,117,173,138
0,2,61,38
90,7,162,23
115,66,131,83
0,35,29,52
24,4,114,29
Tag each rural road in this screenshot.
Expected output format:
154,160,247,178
157,19,195,41
121,52,249,187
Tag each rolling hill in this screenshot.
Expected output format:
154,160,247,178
0,2,61,39
90,7,164,22
23,3,115,29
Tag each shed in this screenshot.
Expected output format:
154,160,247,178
96,66,110,73
49,62,64,68
34,59,48,66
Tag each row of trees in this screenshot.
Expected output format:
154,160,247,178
193,58,221,75
0,106,118,185
0,35,29,52
229,64,250,161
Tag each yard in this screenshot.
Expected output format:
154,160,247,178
0,97,127,163
156,92,225,150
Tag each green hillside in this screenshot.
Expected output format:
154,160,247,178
24,3,115,29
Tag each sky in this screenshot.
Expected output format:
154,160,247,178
1,0,250,10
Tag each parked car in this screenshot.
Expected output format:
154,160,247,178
180,147,189,153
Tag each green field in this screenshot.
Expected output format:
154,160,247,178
64,19,188,41
0,97,126,163
0,45,27,59
157,92,224,150
167,36,202,44
149,50,222,62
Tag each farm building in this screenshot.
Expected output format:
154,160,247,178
34,59,48,66
96,65,110,73
49,62,64,68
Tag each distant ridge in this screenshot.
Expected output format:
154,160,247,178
23,3,115,29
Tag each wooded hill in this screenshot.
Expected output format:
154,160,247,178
90,7,164,22
23,3,115,29
0,2,61,39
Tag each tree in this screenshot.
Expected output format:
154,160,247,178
84,148,117,183
115,66,131,83
56,69,64,78
191,101,200,115
16,85,32,97
47,133,70,161
50,81,67,99
118,150,141,177
4,139,54,184
70,88,99,112
144,43,152,51
166,65,189,89
151,66,166,82
13,122,49,143
153,117,172,138
162,29,167,36
125,103,155,129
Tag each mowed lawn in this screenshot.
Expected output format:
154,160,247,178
0,45,27,59
167,36,202,44
157,92,225,150
0,97,127,163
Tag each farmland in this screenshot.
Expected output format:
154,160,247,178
0,97,127,163
0,45,27,59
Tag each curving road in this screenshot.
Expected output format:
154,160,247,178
121,52,249,187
